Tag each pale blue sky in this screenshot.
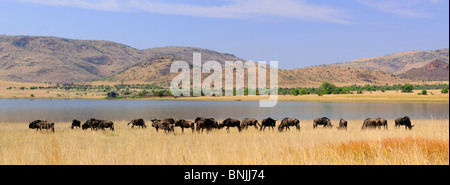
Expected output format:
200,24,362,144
0,0,448,69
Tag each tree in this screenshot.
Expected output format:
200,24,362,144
321,82,336,94
401,84,413,93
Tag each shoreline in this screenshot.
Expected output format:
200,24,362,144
1,92,448,104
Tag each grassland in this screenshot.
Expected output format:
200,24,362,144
0,119,448,165
0,80,448,104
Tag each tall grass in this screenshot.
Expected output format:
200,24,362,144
0,119,448,165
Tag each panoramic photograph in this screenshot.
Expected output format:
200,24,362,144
0,0,448,175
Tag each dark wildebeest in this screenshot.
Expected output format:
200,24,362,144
127,118,147,128
361,117,387,130
278,118,300,132
220,118,242,133
28,120,55,133
195,117,218,133
395,116,414,129
174,119,195,133
161,118,175,125
377,117,388,130
151,119,174,133
82,118,113,131
97,120,114,131
336,118,348,130
241,118,260,130
260,117,276,131
82,118,101,130
362,118,377,130
313,117,333,129
71,119,81,129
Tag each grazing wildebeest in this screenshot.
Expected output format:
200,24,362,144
82,118,113,131
361,118,378,130
313,117,333,129
97,120,114,131
82,118,101,130
151,119,174,133
336,118,348,130
71,119,81,129
127,118,147,128
174,119,195,133
241,118,260,130
361,117,387,130
395,116,414,129
194,117,218,132
377,117,388,130
260,117,277,131
28,120,55,133
220,118,242,133
278,118,300,132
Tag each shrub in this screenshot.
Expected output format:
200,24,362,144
418,89,427,95
401,84,413,93
442,86,449,94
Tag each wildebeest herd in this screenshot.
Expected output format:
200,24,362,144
28,116,415,133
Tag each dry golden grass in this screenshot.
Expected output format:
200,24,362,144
0,119,448,165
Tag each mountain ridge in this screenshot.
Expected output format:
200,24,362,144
0,35,448,87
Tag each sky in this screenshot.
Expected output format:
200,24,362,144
0,0,448,69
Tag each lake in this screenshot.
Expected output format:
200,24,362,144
0,99,448,123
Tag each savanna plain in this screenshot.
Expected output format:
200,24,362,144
0,119,448,165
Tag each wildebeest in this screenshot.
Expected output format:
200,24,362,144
82,118,114,131
127,118,146,128
220,118,242,132
313,117,333,129
361,118,378,130
361,117,387,130
97,120,114,131
151,119,174,133
241,118,260,130
174,119,195,133
377,117,388,130
28,120,55,133
82,118,100,130
278,118,300,132
260,117,276,131
336,118,347,130
71,119,81,129
194,117,218,132
395,116,414,129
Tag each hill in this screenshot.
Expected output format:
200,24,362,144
328,49,449,75
398,59,449,81
100,56,413,88
0,35,447,88
0,35,243,83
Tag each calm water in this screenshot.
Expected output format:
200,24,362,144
0,99,448,122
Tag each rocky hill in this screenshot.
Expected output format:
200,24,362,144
328,49,449,75
398,59,449,81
